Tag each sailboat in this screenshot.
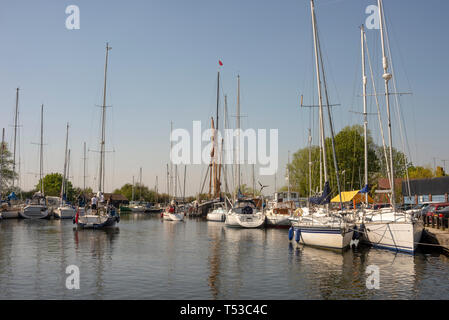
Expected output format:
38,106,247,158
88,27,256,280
163,122,185,221
224,75,265,229
0,89,22,219
20,104,50,219
288,0,354,249
76,43,120,228
54,123,76,219
357,0,423,253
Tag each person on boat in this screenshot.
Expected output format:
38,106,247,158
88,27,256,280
91,195,98,210
168,200,175,213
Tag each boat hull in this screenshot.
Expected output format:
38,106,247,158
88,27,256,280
20,205,50,219
206,212,226,222
266,214,291,228
362,221,423,254
163,212,184,221
76,214,118,228
0,210,21,219
291,226,354,250
54,206,76,219
225,213,265,228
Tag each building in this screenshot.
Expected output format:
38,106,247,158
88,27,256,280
402,176,449,204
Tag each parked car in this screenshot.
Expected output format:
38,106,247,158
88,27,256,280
435,206,449,228
422,202,449,218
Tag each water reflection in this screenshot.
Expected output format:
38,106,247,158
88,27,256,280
0,217,448,299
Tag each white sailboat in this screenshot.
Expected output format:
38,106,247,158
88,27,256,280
357,1,422,253
0,89,22,219
288,0,353,249
54,123,76,219
21,104,50,219
76,43,120,228
224,75,265,229
207,202,227,222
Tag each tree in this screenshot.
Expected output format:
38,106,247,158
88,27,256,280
407,165,434,179
0,141,18,195
435,166,446,177
36,173,75,200
113,183,161,203
288,125,380,197
234,184,261,196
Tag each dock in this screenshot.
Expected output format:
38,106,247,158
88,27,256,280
422,226,449,256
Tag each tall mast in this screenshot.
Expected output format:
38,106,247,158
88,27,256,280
99,42,111,193
61,123,69,201
132,176,135,201
12,88,19,189
236,75,241,192
83,142,87,191
169,121,173,198
139,167,142,201
66,149,71,196
287,151,291,202
183,165,187,202
0,128,5,199
215,71,221,198
378,0,395,209
310,0,328,184
166,164,169,199
155,175,158,203
361,25,369,204
308,128,312,198
40,104,44,194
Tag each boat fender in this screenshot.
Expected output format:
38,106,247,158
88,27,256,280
295,229,301,242
288,227,294,241
352,225,359,240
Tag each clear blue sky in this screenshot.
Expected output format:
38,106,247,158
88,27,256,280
0,0,448,195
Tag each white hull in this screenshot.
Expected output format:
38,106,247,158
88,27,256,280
225,213,265,228
54,206,76,219
20,205,49,219
76,214,118,228
0,210,20,219
291,225,354,250
130,207,146,213
207,212,226,222
362,221,423,254
266,214,291,227
163,212,184,221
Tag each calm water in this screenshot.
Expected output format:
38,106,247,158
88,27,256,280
0,214,448,300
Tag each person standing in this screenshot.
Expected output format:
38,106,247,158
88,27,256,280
91,195,98,210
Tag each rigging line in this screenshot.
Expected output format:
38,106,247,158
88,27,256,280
384,13,412,198
364,31,391,185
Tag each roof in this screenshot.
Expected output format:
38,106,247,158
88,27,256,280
331,190,374,203
378,178,403,190
403,176,449,196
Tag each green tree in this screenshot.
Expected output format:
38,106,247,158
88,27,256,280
407,165,434,179
435,166,446,177
0,141,18,195
36,173,75,200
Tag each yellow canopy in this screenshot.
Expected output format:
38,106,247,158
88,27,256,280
331,190,374,203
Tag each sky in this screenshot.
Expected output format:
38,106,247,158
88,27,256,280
0,0,448,196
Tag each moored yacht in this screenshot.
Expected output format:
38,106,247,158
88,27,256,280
225,199,265,228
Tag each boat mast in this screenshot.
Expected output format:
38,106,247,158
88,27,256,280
66,149,71,197
183,165,186,202
170,121,173,199
99,43,111,193
236,75,241,194
361,25,369,205
60,123,69,202
310,0,328,184
139,167,142,201
83,142,87,191
308,128,312,198
12,88,19,189
378,0,395,209
132,176,135,201
39,104,44,194
0,128,4,199
287,151,291,202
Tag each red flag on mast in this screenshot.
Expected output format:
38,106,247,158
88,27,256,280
219,60,223,66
